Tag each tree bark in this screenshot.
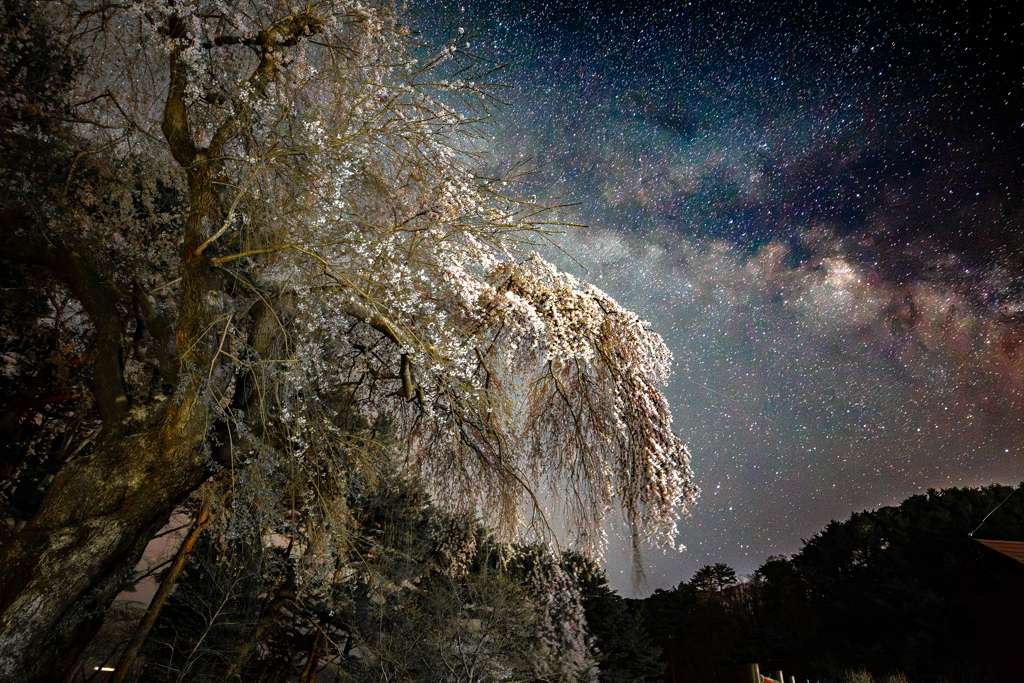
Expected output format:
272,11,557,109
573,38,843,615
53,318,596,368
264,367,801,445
0,79,224,683
0,397,213,682
0,12,329,681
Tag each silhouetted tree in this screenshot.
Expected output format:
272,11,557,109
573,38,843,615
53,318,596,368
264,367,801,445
639,483,1024,683
565,550,663,683
690,563,738,593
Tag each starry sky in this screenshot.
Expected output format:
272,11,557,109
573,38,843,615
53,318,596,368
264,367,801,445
419,0,1024,595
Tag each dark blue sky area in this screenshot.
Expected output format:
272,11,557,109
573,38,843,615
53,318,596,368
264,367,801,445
418,0,1024,594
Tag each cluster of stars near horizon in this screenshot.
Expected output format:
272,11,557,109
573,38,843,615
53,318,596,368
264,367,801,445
419,0,1024,595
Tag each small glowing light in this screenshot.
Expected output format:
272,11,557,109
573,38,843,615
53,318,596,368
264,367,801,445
94,667,116,672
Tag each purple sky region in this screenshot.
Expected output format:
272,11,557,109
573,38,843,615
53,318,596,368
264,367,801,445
419,0,1024,595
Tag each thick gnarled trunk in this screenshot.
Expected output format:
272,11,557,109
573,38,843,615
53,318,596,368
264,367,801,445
0,397,211,680
0,30,226,675
0,239,226,679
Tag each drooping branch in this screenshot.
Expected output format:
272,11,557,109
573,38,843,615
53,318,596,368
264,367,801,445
333,287,405,348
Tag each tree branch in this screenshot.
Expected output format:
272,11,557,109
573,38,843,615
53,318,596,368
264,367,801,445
1,215,130,423
161,15,199,167
109,501,213,683
207,13,323,158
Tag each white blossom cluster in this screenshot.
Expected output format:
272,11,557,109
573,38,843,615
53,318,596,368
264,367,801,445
3,0,696,585
516,544,598,683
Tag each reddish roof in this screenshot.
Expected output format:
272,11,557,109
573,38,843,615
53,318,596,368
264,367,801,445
975,539,1024,567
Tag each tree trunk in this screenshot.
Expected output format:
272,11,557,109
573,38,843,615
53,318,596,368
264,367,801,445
0,396,213,682
0,160,225,683
0,11,319,681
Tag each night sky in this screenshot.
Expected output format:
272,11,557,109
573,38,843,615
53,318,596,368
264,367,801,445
420,0,1024,595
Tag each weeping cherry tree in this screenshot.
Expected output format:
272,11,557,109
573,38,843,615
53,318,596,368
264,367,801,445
0,0,695,679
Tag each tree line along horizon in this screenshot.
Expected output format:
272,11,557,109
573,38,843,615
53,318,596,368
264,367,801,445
640,481,1024,683
658,479,1024,593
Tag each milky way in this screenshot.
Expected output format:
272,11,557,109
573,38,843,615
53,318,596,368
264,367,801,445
418,0,1024,594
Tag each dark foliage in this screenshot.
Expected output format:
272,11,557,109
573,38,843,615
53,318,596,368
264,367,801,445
564,550,664,683
640,483,1024,683
689,563,738,594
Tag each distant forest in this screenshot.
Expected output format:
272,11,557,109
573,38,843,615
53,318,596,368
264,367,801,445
637,483,1024,683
